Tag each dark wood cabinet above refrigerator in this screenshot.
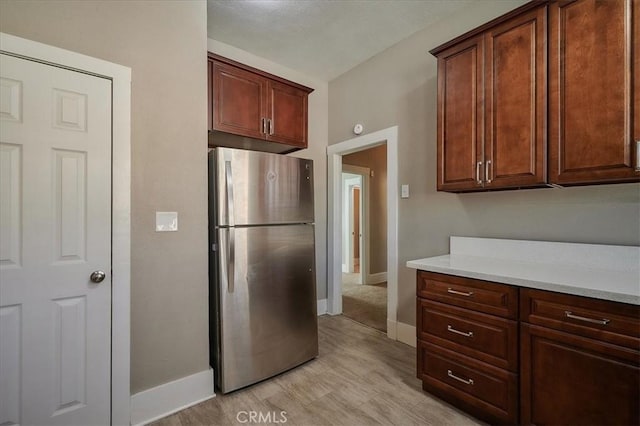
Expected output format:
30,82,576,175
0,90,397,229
208,53,313,154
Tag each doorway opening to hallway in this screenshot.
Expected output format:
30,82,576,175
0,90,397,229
341,145,387,332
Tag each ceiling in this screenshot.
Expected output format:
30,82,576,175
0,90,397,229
207,0,474,81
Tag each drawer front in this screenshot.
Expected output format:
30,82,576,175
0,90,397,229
521,288,640,349
418,341,518,424
418,299,518,371
417,271,518,319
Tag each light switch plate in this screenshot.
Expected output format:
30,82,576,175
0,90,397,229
401,184,410,199
156,211,178,232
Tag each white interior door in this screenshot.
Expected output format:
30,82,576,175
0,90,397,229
0,53,112,426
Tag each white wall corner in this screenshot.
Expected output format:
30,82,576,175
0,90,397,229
366,272,387,285
130,369,215,426
317,299,328,315
396,322,417,348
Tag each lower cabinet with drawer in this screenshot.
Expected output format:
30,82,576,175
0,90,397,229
416,272,640,425
520,288,640,426
416,271,519,424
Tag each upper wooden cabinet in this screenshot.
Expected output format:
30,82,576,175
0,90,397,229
435,35,484,192
431,0,640,192
208,53,313,153
549,0,640,185
433,3,547,192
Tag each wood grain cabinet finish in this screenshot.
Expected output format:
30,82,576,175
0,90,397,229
417,272,640,425
549,0,640,185
418,299,518,371
208,53,313,152
435,36,484,191
432,0,640,192
211,59,267,140
417,271,518,319
418,341,519,425
416,272,519,424
484,6,547,189
267,80,308,147
520,288,640,425
432,3,547,192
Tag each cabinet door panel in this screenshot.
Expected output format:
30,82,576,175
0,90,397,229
437,36,484,191
267,81,308,147
208,58,213,131
212,61,266,140
549,0,640,184
521,323,640,425
485,6,547,188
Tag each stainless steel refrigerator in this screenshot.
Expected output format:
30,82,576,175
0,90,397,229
208,147,318,394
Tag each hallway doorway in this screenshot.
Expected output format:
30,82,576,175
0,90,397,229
341,146,387,332
327,126,398,339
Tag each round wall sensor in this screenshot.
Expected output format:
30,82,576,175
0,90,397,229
353,123,364,135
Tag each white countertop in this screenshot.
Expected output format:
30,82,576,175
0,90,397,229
406,237,640,305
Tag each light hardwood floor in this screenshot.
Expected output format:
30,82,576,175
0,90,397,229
151,315,482,426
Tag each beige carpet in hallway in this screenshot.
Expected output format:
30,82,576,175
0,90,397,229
342,273,387,332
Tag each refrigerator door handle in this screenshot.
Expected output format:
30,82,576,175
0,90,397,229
219,228,235,294
225,160,235,227
228,228,235,293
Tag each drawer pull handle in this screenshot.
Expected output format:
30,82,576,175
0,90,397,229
447,288,474,297
447,325,474,338
564,311,610,326
447,370,474,385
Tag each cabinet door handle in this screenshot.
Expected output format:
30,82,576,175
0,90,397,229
447,288,474,297
268,119,274,136
447,325,474,338
564,311,610,326
485,160,492,183
447,370,474,385
261,117,267,134
635,140,640,171
476,161,483,185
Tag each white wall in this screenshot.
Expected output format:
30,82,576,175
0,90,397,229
207,39,330,300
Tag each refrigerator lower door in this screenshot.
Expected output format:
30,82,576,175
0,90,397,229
217,224,318,393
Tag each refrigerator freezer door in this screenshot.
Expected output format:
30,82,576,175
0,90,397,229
214,148,314,226
217,224,318,393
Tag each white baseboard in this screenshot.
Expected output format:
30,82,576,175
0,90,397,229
396,321,417,347
317,298,327,315
130,369,215,426
366,272,387,284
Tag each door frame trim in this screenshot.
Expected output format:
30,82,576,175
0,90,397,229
0,32,132,425
327,126,398,340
